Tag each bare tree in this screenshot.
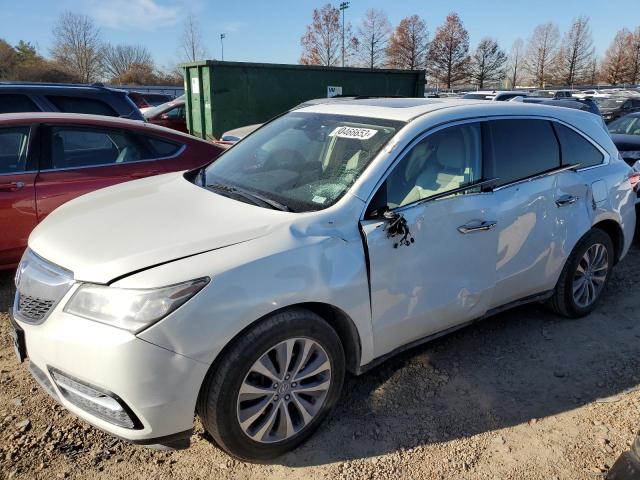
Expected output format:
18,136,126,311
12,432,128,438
386,15,428,70
557,16,594,86
102,44,153,80
428,12,470,89
300,4,349,66
629,27,640,85
180,14,208,62
524,22,560,88
587,56,600,85
470,38,507,89
355,8,391,68
602,28,631,85
506,38,524,88
50,11,103,83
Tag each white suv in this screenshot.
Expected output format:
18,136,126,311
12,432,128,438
11,98,637,460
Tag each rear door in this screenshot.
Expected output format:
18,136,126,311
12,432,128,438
35,124,163,222
0,124,38,268
484,118,586,308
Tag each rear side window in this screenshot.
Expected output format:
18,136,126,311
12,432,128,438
50,126,154,169
485,119,560,186
146,137,182,157
0,126,30,174
46,96,118,117
0,94,40,114
553,123,604,168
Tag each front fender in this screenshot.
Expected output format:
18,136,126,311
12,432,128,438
116,231,374,368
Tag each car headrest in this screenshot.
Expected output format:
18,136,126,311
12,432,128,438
437,136,465,171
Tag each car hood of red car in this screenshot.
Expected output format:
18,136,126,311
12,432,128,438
28,172,291,284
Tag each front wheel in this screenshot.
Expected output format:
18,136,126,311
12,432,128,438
197,308,345,461
549,228,614,318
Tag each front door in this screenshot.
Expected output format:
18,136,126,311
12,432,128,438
0,125,37,268
360,122,498,357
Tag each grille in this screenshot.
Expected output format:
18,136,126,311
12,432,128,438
18,295,55,322
13,249,74,325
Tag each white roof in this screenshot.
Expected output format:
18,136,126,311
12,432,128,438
298,98,488,121
295,97,590,123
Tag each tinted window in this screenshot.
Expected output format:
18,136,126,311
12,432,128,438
47,96,118,116
0,126,30,174
146,137,181,157
50,127,153,169
485,120,560,186
165,105,185,119
553,123,604,168
382,123,482,208
0,94,41,114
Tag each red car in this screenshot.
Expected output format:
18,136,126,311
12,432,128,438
143,97,187,133
0,112,224,269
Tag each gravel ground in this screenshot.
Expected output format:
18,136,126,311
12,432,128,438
1,239,640,479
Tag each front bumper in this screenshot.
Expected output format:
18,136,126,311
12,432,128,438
14,299,209,446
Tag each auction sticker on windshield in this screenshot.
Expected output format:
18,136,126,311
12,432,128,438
329,126,378,140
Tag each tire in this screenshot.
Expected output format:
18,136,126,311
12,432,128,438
549,228,614,318
197,308,345,461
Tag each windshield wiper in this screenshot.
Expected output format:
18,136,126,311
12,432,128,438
207,182,292,212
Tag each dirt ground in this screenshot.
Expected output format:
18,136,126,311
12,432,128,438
1,240,640,480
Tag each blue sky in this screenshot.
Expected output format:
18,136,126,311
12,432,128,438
1,0,639,69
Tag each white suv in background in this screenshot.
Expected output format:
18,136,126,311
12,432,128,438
11,98,636,460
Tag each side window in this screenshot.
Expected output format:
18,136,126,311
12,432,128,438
485,119,560,186
46,96,118,117
0,126,30,174
382,123,482,208
165,106,185,119
0,94,41,114
145,136,182,157
50,127,154,169
553,123,604,168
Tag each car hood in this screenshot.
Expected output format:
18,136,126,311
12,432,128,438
29,173,289,284
610,134,640,151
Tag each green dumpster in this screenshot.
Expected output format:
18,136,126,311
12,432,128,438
181,60,425,140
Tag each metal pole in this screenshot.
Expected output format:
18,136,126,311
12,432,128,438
220,34,226,61
339,2,349,67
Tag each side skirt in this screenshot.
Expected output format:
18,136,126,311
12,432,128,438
355,290,554,375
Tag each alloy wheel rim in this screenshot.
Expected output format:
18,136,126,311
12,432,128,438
572,243,608,308
236,337,332,444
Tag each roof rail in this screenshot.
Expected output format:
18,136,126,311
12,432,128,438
0,81,113,90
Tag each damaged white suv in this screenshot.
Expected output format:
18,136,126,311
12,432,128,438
11,98,636,460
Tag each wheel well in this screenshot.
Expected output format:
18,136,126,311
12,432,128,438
297,302,362,374
593,220,624,264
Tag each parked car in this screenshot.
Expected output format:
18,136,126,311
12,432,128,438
215,123,262,146
10,99,636,460
462,90,527,101
0,82,144,120
523,98,602,116
608,113,640,203
0,112,224,269
126,92,174,112
597,97,640,123
143,96,186,133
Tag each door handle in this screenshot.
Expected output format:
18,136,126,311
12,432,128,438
556,194,578,207
0,181,25,192
457,220,497,234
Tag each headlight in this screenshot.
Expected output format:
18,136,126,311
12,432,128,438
621,151,640,161
64,278,209,333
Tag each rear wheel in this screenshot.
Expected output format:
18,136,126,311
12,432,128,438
549,228,614,318
197,308,345,461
